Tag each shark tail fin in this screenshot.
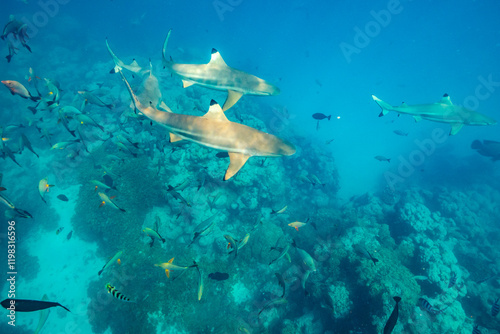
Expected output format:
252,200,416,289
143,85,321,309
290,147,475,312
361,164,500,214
372,95,391,117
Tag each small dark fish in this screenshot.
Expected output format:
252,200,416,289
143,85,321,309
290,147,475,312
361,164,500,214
56,227,64,235
57,194,69,202
216,152,229,158
491,297,500,316
167,185,191,207
448,272,457,288
366,250,379,265
383,296,401,334
1,298,70,312
471,140,500,161
208,272,229,281
375,155,391,163
473,325,482,334
66,231,73,240
258,297,287,317
312,113,331,121
4,145,21,167
103,174,116,190
14,208,32,218
275,273,285,298
365,250,379,265
393,130,408,136
21,134,39,158
477,273,497,284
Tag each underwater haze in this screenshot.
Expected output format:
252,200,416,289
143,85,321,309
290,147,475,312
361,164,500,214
1,0,500,333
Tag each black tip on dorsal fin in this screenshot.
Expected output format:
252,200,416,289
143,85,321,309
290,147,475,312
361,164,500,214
443,93,449,97
211,48,218,54
210,99,217,106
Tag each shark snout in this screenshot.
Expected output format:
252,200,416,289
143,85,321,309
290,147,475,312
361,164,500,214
278,141,296,156
471,114,497,125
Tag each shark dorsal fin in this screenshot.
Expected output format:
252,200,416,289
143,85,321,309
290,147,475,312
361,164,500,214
224,153,251,181
440,94,452,105
130,59,140,67
400,102,408,107
203,100,229,122
209,48,227,67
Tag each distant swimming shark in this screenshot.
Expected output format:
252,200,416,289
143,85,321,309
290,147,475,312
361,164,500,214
162,30,280,111
106,39,149,76
372,94,497,135
116,69,295,180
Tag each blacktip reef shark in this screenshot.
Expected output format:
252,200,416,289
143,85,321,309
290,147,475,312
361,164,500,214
107,40,171,113
372,94,497,135
162,29,280,111
106,39,149,76
115,68,295,180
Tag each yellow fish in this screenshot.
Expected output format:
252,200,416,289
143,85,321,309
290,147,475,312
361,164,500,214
38,177,54,203
288,221,306,231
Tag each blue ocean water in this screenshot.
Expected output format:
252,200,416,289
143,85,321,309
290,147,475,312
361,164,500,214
0,0,500,333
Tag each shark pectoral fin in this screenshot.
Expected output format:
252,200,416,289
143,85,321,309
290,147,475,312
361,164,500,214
449,123,464,135
204,100,229,121
182,80,196,88
224,153,251,181
158,101,173,113
222,90,244,111
169,133,183,143
413,115,423,122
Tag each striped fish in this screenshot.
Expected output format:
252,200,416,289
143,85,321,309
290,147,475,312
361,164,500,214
473,324,482,334
448,272,457,288
106,284,132,302
491,297,500,317
418,298,439,315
